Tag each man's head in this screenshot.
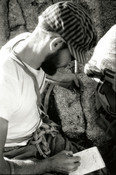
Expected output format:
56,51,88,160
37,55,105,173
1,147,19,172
33,26,72,75
41,41,72,75
33,1,97,75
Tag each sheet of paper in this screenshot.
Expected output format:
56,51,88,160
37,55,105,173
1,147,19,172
69,146,105,175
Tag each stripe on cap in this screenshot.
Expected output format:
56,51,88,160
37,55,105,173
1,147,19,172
41,1,97,63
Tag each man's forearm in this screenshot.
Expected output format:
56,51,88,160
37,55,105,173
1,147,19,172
46,72,79,89
1,157,51,174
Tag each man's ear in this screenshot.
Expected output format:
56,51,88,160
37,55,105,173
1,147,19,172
50,37,64,52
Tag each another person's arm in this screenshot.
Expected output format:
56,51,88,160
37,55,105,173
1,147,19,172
0,117,80,174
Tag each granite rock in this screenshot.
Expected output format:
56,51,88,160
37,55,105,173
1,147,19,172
9,0,25,29
17,0,52,32
0,0,9,48
53,84,85,139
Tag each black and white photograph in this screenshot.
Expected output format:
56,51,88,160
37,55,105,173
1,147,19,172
0,0,115,174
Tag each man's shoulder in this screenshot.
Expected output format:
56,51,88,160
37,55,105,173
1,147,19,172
0,32,31,79
1,32,31,51
0,58,18,84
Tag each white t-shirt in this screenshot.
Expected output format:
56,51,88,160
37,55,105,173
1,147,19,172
0,33,46,147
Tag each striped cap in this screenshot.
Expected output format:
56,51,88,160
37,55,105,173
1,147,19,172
40,1,97,64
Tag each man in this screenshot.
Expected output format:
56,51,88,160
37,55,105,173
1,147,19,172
84,25,116,174
0,1,97,174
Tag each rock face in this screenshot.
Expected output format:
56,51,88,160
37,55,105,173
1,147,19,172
0,0,9,48
50,65,110,146
54,84,85,138
0,0,115,147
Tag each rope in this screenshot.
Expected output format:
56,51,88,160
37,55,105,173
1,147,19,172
31,123,59,158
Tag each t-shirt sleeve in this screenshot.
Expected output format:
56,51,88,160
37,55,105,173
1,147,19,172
0,72,19,121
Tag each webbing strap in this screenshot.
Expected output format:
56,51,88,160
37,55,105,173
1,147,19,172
103,69,116,92
44,84,55,114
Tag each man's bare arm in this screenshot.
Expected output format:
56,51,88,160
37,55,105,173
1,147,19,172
0,117,11,174
0,117,80,174
46,71,79,88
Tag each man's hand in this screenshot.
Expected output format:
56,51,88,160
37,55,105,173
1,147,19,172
49,150,81,174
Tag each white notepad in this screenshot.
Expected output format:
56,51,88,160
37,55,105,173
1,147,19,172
69,146,105,175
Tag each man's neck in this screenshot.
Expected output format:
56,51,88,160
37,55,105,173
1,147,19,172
13,37,43,70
